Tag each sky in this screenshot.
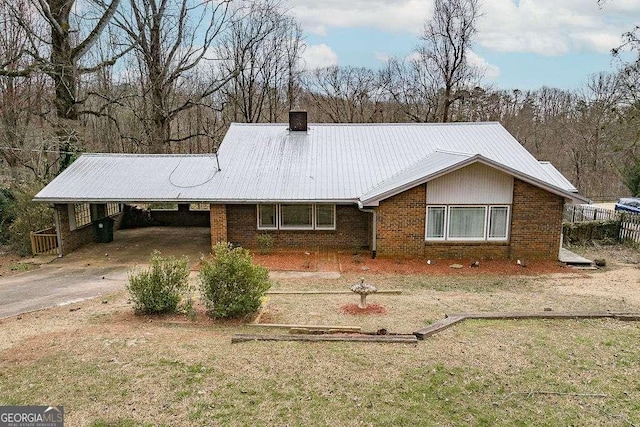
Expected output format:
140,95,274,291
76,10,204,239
288,0,640,90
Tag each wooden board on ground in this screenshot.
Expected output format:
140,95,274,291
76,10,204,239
413,311,640,340
454,312,616,320
266,290,402,295
250,323,361,332
232,333,418,344
413,315,466,339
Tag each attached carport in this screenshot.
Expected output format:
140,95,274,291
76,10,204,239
33,154,223,257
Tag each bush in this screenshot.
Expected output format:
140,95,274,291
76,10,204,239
256,233,274,254
199,243,270,319
5,186,54,255
127,251,191,314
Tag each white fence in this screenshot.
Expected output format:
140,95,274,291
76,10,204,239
563,204,640,243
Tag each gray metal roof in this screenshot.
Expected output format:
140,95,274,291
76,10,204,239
34,122,587,204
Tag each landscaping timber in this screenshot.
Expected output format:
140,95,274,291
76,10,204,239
413,311,640,340
413,316,466,339
231,333,418,344
249,323,361,332
265,290,402,295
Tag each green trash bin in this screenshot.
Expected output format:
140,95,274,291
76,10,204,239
94,217,115,243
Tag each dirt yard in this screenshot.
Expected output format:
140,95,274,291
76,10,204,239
1,240,639,426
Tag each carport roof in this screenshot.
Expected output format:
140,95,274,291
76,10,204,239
33,122,588,204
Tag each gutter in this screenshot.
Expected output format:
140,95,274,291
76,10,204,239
357,202,376,259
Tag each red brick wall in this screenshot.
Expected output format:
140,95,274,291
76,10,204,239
374,180,563,260
225,204,369,250
210,204,227,245
510,179,564,259
375,184,427,257
423,243,510,260
55,204,123,255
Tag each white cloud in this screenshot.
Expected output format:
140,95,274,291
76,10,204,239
467,50,501,80
477,0,640,56
301,44,339,70
286,0,640,57
288,0,430,36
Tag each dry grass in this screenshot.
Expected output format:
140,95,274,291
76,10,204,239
1,261,640,426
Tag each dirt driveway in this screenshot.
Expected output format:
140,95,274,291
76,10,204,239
0,227,211,319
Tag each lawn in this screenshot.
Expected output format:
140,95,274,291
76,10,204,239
1,255,639,426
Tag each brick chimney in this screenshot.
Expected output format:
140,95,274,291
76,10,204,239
289,110,307,132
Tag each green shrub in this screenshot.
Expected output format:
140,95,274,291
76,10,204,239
127,251,191,314
256,233,274,254
6,186,54,255
199,243,270,319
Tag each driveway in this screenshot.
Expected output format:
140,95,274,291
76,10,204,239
0,227,210,319
0,264,130,319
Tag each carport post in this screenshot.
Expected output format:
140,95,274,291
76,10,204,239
52,204,63,257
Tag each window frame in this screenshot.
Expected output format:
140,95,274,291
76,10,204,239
425,204,510,242
257,204,278,230
279,204,314,230
256,203,337,231
425,205,447,241
315,204,336,230
71,203,92,230
487,205,510,241
447,205,489,241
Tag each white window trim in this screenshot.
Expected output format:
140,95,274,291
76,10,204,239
279,204,314,230
256,203,337,231
315,204,337,230
487,205,510,241
447,205,489,241
425,204,510,242
257,204,278,230
425,205,447,241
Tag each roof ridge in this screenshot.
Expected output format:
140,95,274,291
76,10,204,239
229,121,502,127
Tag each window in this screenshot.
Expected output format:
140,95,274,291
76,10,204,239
73,203,92,228
257,203,336,230
315,204,336,229
280,204,313,229
449,207,486,240
425,205,510,241
488,206,509,239
106,203,121,217
426,206,445,239
258,204,277,229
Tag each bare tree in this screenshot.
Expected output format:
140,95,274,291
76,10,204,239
219,0,303,124
0,0,122,170
379,57,440,123
115,0,282,153
302,66,382,123
419,0,481,122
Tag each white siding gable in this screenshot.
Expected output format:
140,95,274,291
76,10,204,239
426,163,513,204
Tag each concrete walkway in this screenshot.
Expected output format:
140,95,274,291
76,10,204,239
559,248,594,265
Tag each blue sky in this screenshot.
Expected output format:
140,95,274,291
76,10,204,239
289,0,640,91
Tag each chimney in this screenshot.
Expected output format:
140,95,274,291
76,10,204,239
289,110,307,132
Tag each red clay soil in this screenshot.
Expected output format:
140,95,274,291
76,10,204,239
251,250,567,275
340,303,387,315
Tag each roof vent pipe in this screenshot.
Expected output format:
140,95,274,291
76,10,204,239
289,110,308,132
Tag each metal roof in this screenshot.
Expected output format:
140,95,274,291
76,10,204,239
34,122,587,204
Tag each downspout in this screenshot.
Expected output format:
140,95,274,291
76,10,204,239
51,204,63,258
358,202,376,259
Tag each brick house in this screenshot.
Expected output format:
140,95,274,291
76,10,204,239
34,112,588,259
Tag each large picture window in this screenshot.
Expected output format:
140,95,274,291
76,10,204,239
280,204,313,229
426,205,509,241
257,204,336,230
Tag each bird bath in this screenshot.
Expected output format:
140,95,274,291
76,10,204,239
350,278,378,309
